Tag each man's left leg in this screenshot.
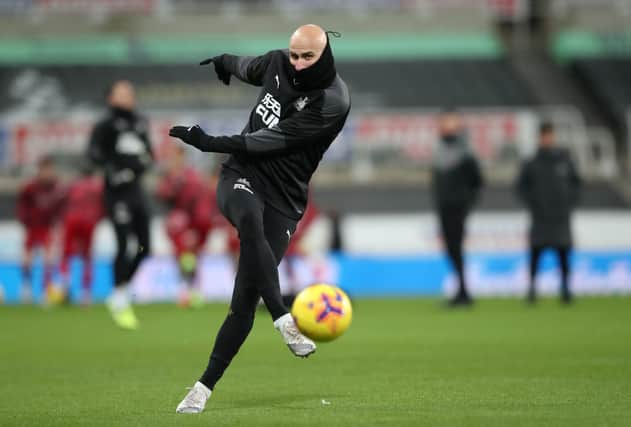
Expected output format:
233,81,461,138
127,201,151,282
440,206,470,305
107,200,137,329
261,206,316,355
527,245,543,304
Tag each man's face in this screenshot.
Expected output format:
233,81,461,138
37,163,55,183
289,42,324,71
108,81,136,111
439,113,462,138
540,130,555,148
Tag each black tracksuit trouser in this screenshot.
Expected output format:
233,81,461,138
438,204,469,297
200,168,297,390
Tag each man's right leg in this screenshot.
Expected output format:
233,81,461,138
106,199,138,329
177,173,271,413
176,252,261,413
261,208,316,356
109,200,131,287
528,246,543,303
199,269,259,390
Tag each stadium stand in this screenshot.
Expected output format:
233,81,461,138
572,59,631,132
0,0,629,217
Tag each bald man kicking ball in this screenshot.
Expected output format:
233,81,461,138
172,24,351,413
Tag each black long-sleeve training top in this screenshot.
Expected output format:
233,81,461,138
88,107,153,196
196,49,351,219
516,147,581,246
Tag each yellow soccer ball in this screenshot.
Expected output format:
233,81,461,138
291,283,352,342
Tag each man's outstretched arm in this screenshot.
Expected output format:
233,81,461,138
169,92,349,157
199,51,274,87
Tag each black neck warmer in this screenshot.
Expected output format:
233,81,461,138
442,132,463,145
286,35,337,92
110,106,135,120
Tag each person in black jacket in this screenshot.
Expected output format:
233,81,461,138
516,122,581,304
88,80,153,330
171,24,351,413
431,110,483,306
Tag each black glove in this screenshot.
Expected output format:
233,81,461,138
169,125,245,155
200,55,231,85
169,125,206,149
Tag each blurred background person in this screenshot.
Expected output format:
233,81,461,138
157,145,216,308
516,122,582,304
327,209,344,255
16,155,65,305
88,80,153,329
58,161,104,306
431,110,484,307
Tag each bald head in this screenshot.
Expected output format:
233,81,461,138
289,24,327,71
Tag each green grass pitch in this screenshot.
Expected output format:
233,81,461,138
1,298,630,426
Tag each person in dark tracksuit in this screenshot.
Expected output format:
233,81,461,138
88,80,153,330
431,111,483,307
170,24,351,413
516,122,581,304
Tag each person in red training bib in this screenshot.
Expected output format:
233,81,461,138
17,155,65,304
157,145,217,307
59,162,104,305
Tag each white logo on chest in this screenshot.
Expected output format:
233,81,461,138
294,96,309,112
255,92,281,128
116,132,146,155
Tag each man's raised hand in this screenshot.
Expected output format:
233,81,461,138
199,55,231,85
169,125,205,148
